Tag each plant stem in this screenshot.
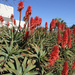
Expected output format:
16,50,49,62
19,11,21,26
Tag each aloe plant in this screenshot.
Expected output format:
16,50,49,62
4,55,38,75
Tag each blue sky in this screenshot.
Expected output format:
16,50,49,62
0,0,75,27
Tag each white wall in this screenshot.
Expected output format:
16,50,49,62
0,3,13,18
0,3,25,29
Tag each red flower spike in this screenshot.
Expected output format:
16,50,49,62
0,16,4,25
61,42,65,49
50,19,56,31
10,14,14,22
19,25,21,30
45,22,48,30
41,27,43,31
62,61,68,75
67,36,71,48
25,30,29,40
17,1,24,11
62,30,68,44
57,30,61,44
14,19,16,25
25,5,32,21
48,45,60,68
39,18,42,25
67,28,71,36
27,6,32,15
58,21,61,30
11,29,13,32
72,61,75,69
61,22,65,32
30,17,34,27
7,21,9,27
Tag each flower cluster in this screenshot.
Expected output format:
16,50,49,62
41,27,43,31
61,30,68,48
45,22,48,30
14,19,16,25
17,1,24,11
67,28,72,36
50,19,57,31
25,6,32,22
25,30,29,40
58,21,61,30
62,61,68,75
48,45,60,68
10,14,14,22
0,16,4,25
7,21,9,27
61,22,65,32
30,16,42,35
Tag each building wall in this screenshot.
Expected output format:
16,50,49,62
0,3,13,18
0,3,25,28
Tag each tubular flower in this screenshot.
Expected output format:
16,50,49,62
38,18,42,25
14,19,16,25
67,36,71,48
25,6,32,21
11,29,13,32
58,21,61,30
10,14,14,22
50,19,57,31
61,42,65,49
41,27,43,31
61,22,65,32
72,61,75,69
7,21,9,27
34,16,39,26
61,30,68,48
67,28,71,36
25,30,29,40
48,45,60,68
45,22,48,30
0,16,4,25
27,6,32,15
62,30,68,44
17,1,24,11
30,16,42,30
30,17,34,27
57,30,61,44
62,61,68,75
19,25,21,30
